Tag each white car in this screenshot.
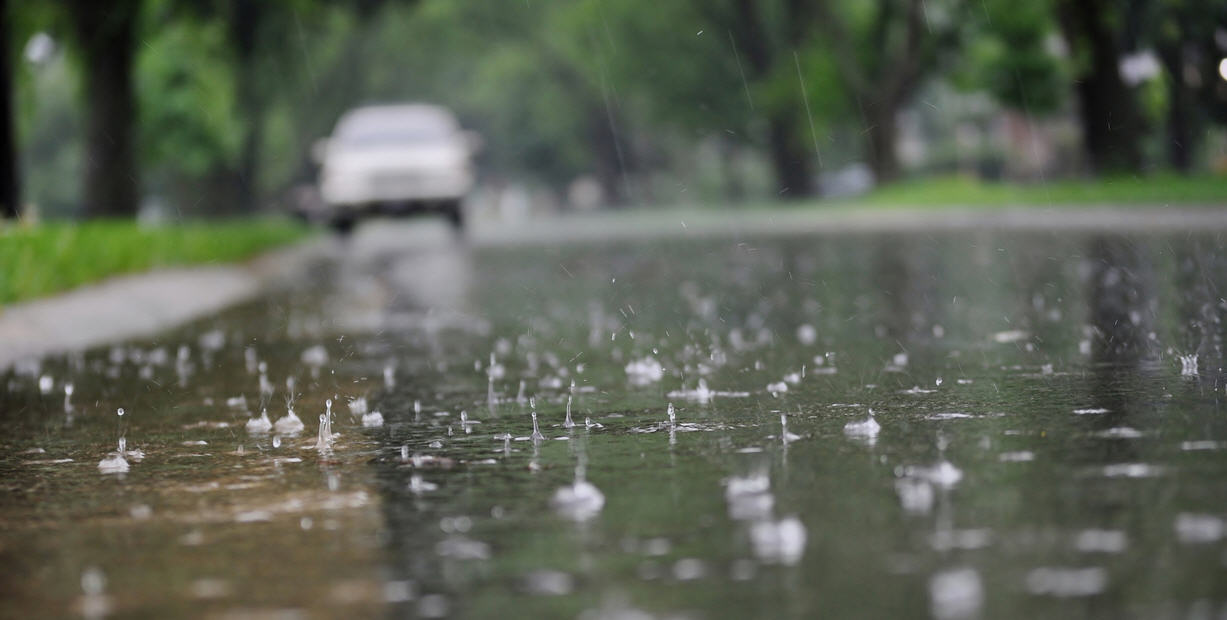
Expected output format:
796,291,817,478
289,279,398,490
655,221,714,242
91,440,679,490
313,104,477,233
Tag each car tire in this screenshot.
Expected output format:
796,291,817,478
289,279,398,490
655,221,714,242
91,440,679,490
444,201,464,233
330,214,357,236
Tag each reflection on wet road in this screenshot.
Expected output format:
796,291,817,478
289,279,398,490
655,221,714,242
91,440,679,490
4,221,1227,618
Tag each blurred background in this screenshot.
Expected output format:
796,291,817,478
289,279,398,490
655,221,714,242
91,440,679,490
1,0,1227,222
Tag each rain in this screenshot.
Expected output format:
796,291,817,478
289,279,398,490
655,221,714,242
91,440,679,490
3,0,1227,618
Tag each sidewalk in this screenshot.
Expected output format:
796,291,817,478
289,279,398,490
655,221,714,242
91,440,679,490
0,238,326,370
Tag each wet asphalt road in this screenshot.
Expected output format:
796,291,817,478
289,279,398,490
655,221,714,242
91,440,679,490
4,215,1227,618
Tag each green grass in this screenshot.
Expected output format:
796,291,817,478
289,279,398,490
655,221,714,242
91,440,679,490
847,173,1227,208
0,218,312,305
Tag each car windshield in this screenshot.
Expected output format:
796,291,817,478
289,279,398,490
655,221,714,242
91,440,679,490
334,109,456,147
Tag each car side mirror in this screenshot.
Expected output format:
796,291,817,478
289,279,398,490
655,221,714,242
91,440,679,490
311,138,330,165
462,130,484,154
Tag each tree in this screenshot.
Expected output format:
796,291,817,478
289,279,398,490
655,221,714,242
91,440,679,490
1150,0,1227,172
67,0,141,217
228,0,265,213
959,0,1065,115
723,0,820,196
0,0,19,219
1054,0,1145,174
818,0,965,183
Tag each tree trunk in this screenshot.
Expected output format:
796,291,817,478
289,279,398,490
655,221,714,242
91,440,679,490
717,137,745,203
586,104,631,207
230,0,263,214
1056,0,1144,174
0,0,20,219
1157,43,1197,173
767,116,814,197
71,0,141,218
729,0,817,199
1163,65,1195,173
864,100,901,184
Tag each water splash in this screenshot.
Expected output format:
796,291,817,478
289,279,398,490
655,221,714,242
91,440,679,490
749,517,807,565
258,361,273,401
316,399,335,451
563,381,576,429
458,410,480,434
486,352,505,380
667,378,748,403
245,409,273,434
1179,353,1199,376
625,356,664,385
843,409,881,441
408,474,438,494
551,459,604,521
244,347,258,373
724,471,773,521
97,451,129,474
930,568,983,619
275,381,305,434
79,566,112,618
530,398,545,442
779,413,801,443
1025,567,1107,597
98,408,130,474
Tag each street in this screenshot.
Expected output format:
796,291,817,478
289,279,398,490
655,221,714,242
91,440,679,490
3,219,1227,618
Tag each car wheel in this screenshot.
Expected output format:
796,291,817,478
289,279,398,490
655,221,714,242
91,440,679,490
330,215,357,236
445,201,465,232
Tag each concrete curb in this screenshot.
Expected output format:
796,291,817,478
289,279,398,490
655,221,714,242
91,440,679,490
0,238,327,371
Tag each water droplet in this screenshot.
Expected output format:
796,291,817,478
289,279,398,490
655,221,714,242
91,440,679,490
530,411,544,442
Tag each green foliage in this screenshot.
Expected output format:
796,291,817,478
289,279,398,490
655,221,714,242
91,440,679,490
0,218,310,304
136,17,241,179
9,0,1226,218
958,0,1065,113
849,173,1227,207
